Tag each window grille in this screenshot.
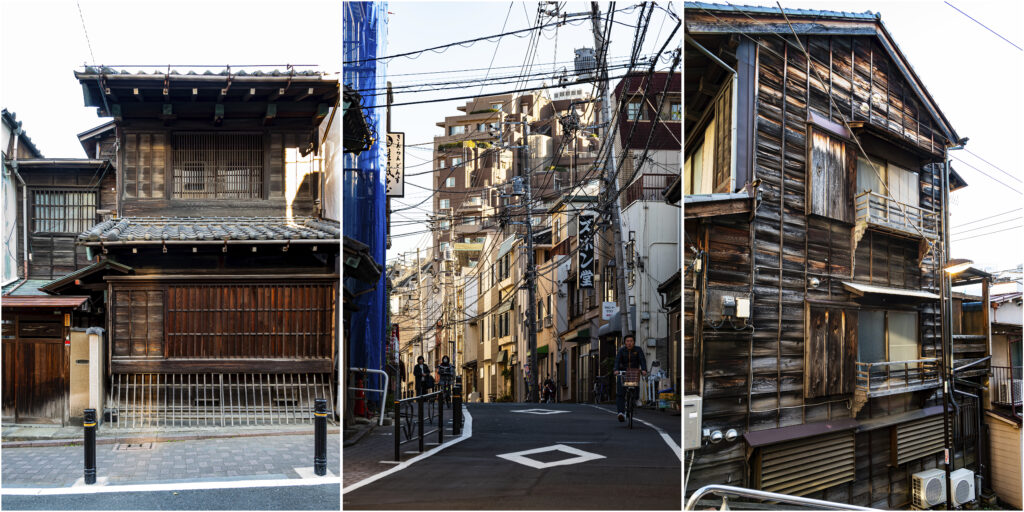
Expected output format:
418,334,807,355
31,189,97,233
172,133,264,199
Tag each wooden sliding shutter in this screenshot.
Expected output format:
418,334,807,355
113,289,164,358
755,431,856,496
805,307,858,398
808,130,852,222
123,133,167,199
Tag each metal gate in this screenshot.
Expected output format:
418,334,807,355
106,372,334,427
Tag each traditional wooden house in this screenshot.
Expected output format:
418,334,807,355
684,4,986,508
66,67,340,427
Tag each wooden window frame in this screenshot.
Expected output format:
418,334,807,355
805,125,855,223
171,132,265,200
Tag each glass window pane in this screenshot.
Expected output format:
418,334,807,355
858,310,885,363
888,311,919,362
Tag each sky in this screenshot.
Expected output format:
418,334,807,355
0,0,341,157
381,1,682,264
690,0,1024,275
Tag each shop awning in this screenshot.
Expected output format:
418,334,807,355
496,350,508,364
536,345,549,356
842,281,939,300
597,306,635,337
497,236,516,259
493,300,512,315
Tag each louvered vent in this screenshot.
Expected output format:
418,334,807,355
892,415,946,466
756,431,856,497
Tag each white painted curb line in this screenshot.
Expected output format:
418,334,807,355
342,405,473,495
1,476,340,496
587,404,682,462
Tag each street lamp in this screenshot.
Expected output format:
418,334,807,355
944,258,973,275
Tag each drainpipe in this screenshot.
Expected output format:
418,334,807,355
685,34,738,190
11,129,28,280
941,147,953,508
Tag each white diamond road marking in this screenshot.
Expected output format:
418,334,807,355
509,408,570,415
496,444,605,469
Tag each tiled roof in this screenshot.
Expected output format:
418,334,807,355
684,2,876,20
79,67,325,77
78,217,340,243
1,109,43,157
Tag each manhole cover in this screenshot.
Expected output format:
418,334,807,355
113,442,153,451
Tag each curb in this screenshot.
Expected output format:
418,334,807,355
343,423,377,448
2,427,341,449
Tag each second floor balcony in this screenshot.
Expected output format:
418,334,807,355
854,191,939,241
991,365,1023,407
855,358,940,398
623,173,676,208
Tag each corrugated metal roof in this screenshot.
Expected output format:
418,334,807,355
684,191,752,204
685,2,876,20
497,236,517,258
79,217,340,243
1,295,88,308
842,281,940,300
3,279,56,297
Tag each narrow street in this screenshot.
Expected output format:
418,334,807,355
344,403,681,510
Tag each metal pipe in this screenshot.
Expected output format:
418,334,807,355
941,149,954,507
11,130,29,280
954,355,991,373
685,484,880,511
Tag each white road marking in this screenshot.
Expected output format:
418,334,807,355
509,408,570,415
496,444,605,469
342,406,473,495
294,467,336,479
1,477,340,496
587,404,682,462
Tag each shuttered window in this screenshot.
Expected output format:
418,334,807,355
892,415,946,466
124,133,167,199
113,289,164,358
755,431,856,496
808,129,852,222
804,307,858,398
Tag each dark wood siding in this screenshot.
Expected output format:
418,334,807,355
1,314,69,424
113,289,164,358
123,132,167,199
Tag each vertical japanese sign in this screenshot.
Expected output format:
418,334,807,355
386,132,404,197
577,214,596,288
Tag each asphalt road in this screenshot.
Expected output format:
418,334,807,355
1,483,339,510
343,403,681,510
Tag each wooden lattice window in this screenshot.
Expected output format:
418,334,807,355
31,189,97,233
113,289,165,358
172,133,264,199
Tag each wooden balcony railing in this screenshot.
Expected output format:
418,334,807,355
855,358,940,398
991,365,1023,407
623,173,675,207
854,191,940,240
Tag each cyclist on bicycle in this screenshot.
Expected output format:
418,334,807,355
614,334,647,422
437,355,454,404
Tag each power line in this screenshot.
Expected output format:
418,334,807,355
951,224,1023,243
960,148,1021,183
343,12,593,65
950,216,1022,236
950,155,1023,195
950,207,1023,230
944,2,1023,52
75,1,96,64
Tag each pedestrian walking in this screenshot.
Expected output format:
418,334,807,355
413,356,431,396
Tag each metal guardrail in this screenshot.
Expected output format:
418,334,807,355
685,484,881,511
855,358,939,397
853,190,939,239
992,366,1023,406
348,367,389,426
394,391,443,461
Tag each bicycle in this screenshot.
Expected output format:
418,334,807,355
618,369,642,430
439,378,453,408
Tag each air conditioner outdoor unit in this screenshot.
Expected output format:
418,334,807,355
950,468,975,506
911,468,946,509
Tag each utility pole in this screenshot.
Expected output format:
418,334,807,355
417,247,424,362
523,122,539,403
591,2,630,341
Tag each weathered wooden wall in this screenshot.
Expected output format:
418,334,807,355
688,32,949,504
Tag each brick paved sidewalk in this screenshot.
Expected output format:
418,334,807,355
1,433,340,488
343,407,460,488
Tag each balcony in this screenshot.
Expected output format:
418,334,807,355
855,358,940,398
853,191,939,242
991,366,1023,407
623,173,675,208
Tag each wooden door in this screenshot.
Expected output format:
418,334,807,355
1,315,68,424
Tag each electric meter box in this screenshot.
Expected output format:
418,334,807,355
683,395,702,450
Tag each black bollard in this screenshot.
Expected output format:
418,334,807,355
83,408,97,484
313,399,327,476
453,376,463,435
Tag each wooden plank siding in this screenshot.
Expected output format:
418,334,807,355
109,280,335,372
985,415,1023,509
685,32,949,507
